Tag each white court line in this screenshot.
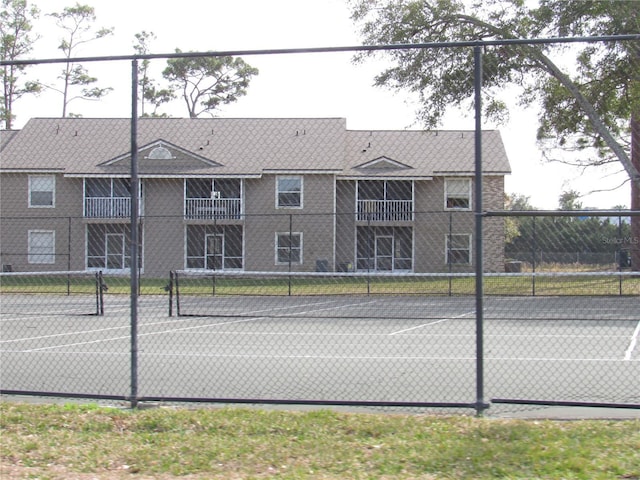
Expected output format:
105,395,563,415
0,324,129,344
20,317,266,352
624,319,640,361
389,311,475,335
14,296,371,352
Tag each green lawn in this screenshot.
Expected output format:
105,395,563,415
1,402,639,479
1,271,638,296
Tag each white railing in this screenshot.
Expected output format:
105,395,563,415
357,200,413,222
84,197,133,218
185,198,242,220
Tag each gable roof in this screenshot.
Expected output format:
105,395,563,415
342,129,510,178
0,117,511,177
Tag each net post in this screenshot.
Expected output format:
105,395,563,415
174,270,181,316
95,271,100,315
168,271,174,317
288,214,293,296
98,271,105,316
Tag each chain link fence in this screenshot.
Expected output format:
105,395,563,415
1,37,639,415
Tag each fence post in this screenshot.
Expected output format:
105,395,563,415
473,44,488,416
129,59,139,409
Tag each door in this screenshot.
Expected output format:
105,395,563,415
106,233,125,270
375,235,393,271
206,234,223,270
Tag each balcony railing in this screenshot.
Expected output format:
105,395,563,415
185,198,242,220
84,197,132,218
357,199,414,222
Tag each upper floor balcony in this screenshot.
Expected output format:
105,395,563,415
85,196,132,218
356,199,414,222
356,180,413,222
184,178,243,221
84,178,140,219
185,197,242,220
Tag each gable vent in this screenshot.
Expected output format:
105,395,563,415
148,145,174,160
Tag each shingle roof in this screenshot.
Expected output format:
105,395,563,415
0,117,510,177
0,129,19,152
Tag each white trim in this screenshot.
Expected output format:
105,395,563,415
354,156,412,170
264,169,341,174
28,174,55,208
275,231,303,265
445,233,472,266
444,177,472,211
65,173,262,179
2,169,64,173
276,175,304,209
339,175,432,181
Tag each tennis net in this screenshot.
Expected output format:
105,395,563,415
0,270,106,316
169,269,639,318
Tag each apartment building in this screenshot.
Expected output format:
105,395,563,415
0,117,510,277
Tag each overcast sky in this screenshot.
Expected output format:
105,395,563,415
11,0,631,209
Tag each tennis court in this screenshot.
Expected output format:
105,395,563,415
1,290,638,412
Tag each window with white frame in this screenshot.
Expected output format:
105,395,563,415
276,232,302,264
446,234,471,265
276,176,302,208
29,175,55,208
28,230,55,264
444,178,471,210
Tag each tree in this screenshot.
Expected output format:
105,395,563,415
558,190,584,211
0,0,41,129
504,192,533,244
162,50,258,118
350,0,640,267
47,3,113,117
133,31,174,117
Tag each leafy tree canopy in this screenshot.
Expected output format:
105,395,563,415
0,0,41,129
47,2,113,117
349,0,640,186
162,51,259,118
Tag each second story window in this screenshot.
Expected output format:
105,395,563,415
29,175,55,208
445,178,471,210
276,176,302,208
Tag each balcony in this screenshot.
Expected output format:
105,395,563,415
185,198,242,220
357,199,413,222
84,197,132,218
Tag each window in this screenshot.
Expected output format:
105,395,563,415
29,175,55,207
276,176,302,208
445,178,471,210
446,234,471,265
28,230,55,264
276,232,302,265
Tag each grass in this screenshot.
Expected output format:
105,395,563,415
174,273,640,297
1,402,639,479
2,269,639,297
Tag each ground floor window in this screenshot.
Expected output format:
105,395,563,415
446,233,471,265
86,224,142,271
356,226,412,271
28,230,55,264
275,232,302,265
186,225,243,270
